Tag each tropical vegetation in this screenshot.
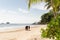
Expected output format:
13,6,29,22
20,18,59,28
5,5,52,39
28,0,60,40
40,11,54,24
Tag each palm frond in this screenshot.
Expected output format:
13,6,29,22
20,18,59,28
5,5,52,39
45,2,50,7
47,5,51,9
28,0,41,8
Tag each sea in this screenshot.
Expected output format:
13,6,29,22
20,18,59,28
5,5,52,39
0,24,38,30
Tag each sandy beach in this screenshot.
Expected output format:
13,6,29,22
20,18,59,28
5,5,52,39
0,25,52,40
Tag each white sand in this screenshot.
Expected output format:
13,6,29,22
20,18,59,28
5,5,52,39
0,25,52,40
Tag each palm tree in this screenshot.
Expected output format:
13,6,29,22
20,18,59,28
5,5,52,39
28,0,60,40
28,0,60,18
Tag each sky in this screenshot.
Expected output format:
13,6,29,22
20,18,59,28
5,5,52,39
0,0,50,24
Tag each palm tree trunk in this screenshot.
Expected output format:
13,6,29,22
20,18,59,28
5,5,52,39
53,7,57,19
51,0,57,19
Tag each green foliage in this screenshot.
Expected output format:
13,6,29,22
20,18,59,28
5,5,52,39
41,15,60,40
40,12,54,24
41,29,48,38
38,13,60,24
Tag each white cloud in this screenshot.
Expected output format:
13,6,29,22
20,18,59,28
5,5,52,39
32,4,47,10
18,8,29,13
0,9,38,23
0,9,18,23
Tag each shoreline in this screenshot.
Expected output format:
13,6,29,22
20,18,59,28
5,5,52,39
0,25,45,32
0,25,52,40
